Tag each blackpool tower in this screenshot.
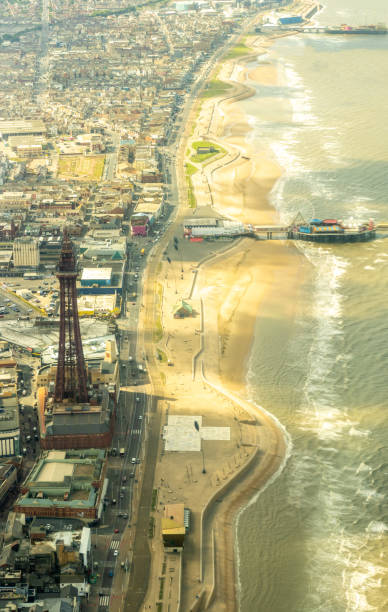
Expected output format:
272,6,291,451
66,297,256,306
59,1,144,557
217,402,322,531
54,229,88,404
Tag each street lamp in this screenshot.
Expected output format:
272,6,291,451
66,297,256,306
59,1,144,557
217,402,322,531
194,420,206,474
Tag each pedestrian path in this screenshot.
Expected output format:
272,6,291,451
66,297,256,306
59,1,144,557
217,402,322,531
99,594,110,607
110,539,120,550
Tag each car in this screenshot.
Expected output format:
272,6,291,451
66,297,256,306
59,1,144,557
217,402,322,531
114,528,119,533
129,472,135,478
131,457,136,464
138,415,143,420
113,550,119,557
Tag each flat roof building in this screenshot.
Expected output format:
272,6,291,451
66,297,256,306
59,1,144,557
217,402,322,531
13,237,40,268
162,503,186,550
81,267,112,287
14,449,107,522
0,119,47,138
78,262,124,296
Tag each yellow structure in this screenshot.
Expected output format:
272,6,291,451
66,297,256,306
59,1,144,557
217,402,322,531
162,503,186,550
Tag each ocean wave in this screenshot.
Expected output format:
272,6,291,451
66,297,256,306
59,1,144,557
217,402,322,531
366,521,388,534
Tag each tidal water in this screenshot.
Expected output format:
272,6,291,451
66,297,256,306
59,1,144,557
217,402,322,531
237,1,388,610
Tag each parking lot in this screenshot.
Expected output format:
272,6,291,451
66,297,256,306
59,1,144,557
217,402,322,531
0,275,59,317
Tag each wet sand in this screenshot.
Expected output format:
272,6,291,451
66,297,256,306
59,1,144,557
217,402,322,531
194,35,310,610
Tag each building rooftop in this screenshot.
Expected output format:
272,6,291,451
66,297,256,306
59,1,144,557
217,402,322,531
15,449,106,513
81,267,112,281
0,119,46,135
37,461,74,483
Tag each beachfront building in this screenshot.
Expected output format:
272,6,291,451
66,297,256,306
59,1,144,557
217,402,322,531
36,338,119,450
162,503,186,551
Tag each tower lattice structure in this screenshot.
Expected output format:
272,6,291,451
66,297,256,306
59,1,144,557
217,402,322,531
54,229,88,404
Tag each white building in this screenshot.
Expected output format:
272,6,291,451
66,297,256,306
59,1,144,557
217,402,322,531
13,237,40,268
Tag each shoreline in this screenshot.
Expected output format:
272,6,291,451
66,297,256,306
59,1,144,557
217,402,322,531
136,15,312,612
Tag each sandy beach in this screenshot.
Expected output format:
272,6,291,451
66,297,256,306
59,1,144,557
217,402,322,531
126,31,310,612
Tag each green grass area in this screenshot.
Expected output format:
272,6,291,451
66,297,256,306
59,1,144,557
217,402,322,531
190,141,226,164
185,163,198,208
200,78,232,99
153,317,163,342
224,42,251,60
157,348,167,363
151,488,158,511
186,162,198,177
156,603,163,612
193,140,216,149
159,576,165,600
153,283,163,342
0,24,41,43
148,516,155,538
160,371,166,385
191,152,216,163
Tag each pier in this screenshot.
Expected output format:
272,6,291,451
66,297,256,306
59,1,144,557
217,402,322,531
294,24,387,35
250,226,376,243
250,218,378,243
184,218,385,245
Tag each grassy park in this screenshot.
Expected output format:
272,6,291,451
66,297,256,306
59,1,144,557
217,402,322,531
191,140,226,163
201,78,232,99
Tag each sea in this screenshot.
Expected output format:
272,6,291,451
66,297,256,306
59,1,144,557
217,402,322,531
237,1,388,610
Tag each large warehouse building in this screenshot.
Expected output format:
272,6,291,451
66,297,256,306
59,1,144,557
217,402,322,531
0,120,47,139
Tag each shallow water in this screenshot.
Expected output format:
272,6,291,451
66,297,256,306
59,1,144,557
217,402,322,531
237,1,388,610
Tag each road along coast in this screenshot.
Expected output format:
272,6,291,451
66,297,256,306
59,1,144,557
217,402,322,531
136,31,312,612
